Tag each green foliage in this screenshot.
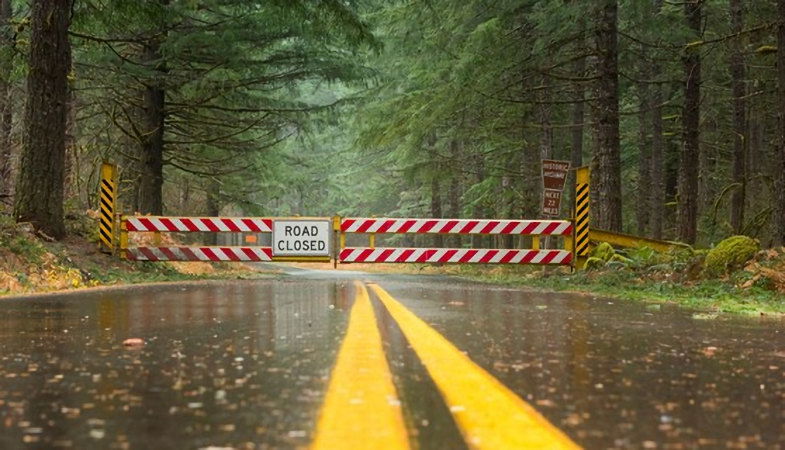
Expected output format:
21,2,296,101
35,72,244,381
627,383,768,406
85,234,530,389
703,235,760,278
6,235,46,263
585,257,605,270
592,242,616,262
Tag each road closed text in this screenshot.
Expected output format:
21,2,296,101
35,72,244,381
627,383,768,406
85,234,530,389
272,220,331,257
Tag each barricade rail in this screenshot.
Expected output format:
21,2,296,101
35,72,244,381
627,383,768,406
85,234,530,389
340,218,572,235
336,217,575,267
126,246,273,262
125,216,273,233
339,248,572,265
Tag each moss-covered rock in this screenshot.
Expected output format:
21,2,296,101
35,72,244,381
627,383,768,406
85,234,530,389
591,242,615,262
585,256,606,270
703,235,760,278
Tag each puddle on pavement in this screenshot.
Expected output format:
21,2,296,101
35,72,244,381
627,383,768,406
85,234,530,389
0,280,353,449
376,280,785,449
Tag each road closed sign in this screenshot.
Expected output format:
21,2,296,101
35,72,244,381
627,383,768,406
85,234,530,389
272,220,331,257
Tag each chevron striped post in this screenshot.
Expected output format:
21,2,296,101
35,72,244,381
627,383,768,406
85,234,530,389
574,167,590,269
98,162,118,254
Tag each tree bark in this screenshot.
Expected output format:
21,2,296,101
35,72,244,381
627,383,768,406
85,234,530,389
637,49,651,237
593,0,622,231
776,0,785,246
677,0,702,244
0,0,12,201
14,0,73,239
649,0,665,240
137,40,166,215
569,44,585,204
649,80,665,239
472,154,486,249
448,139,462,248
205,178,220,245
729,0,746,233
431,176,443,248
137,0,168,215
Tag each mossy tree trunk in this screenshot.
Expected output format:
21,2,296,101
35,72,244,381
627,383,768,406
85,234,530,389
729,0,746,234
14,0,73,239
0,0,12,202
593,0,622,232
776,0,785,246
677,0,702,244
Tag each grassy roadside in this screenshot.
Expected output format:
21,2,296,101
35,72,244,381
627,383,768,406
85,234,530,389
313,250,785,316
0,214,272,297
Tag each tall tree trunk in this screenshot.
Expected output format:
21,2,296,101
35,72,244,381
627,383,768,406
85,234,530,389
472,154,486,249
569,43,586,209
63,91,76,201
180,177,190,213
649,81,665,240
776,0,785,246
205,178,220,245
431,176,443,248
539,76,555,248
137,41,166,215
593,0,622,231
729,0,746,233
637,49,651,237
14,0,72,239
677,0,702,244
448,139,462,248
649,0,665,240
0,0,12,202
137,0,168,215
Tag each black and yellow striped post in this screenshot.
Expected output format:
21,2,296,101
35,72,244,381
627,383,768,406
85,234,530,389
98,162,118,253
574,167,590,269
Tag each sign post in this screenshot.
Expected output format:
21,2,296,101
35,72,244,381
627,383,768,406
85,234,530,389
541,159,571,217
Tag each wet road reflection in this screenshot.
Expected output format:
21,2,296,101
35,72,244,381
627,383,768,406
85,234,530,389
1,275,784,449
375,280,785,449
0,280,353,449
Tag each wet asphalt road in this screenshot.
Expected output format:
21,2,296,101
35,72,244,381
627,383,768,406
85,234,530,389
0,268,784,449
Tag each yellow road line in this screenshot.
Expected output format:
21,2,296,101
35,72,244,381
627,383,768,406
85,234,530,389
369,283,580,450
311,281,410,450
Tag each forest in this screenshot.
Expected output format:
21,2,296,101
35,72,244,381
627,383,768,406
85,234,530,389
1,0,784,249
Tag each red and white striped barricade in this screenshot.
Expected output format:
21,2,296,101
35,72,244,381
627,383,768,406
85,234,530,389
120,216,276,262
339,248,572,265
126,246,273,262
340,218,572,235
125,217,273,233
338,217,574,266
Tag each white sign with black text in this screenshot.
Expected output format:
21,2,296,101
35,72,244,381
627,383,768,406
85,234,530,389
272,220,331,257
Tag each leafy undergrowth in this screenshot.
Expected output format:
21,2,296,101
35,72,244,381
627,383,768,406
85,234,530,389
0,213,266,297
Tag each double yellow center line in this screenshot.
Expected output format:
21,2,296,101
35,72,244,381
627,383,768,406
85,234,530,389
312,282,580,449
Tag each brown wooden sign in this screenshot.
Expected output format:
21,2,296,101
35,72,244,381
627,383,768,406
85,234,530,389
541,159,570,216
